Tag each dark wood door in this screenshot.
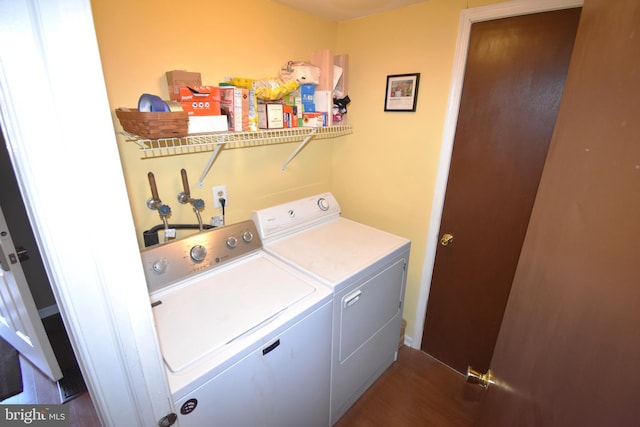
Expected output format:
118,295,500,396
476,1,640,424
421,9,581,374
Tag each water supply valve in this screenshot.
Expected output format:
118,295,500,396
192,198,205,211
177,168,206,231
147,171,174,241
158,204,172,217
147,172,172,218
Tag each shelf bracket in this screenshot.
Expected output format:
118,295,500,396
281,128,318,171
197,139,226,188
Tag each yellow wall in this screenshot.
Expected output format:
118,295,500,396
92,0,340,244
91,0,501,341
332,0,501,339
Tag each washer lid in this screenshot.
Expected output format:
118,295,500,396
150,253,316,373
264,217,410,286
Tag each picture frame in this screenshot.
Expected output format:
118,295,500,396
384,73,420,112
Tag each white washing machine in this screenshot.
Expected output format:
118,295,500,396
252,193,411,424
140,220,332,427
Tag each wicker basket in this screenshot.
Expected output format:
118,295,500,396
116,108,189,139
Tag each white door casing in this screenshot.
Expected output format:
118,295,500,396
412,0,584,348
0,1,175,426
0,205,62,381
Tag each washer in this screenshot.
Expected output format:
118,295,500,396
252,193,411,424
140,220,332,427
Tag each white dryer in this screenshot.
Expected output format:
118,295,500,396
252,193,411,424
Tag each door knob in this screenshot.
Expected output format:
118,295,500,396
158,413,177,426
466,366,495,388
440,233,454,246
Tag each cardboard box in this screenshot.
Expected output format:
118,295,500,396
301,112,325,127
166,70,202,101
177,86,221,116
314,90,333,126
188,115,228,134
281,93,300,106
310,49,333,91
220,87,250,131
219,87,236,130
175,85,220,102
258,103,284,129
283,93,304,122
180,100,221,116
283,105,298,128
300,84,315,103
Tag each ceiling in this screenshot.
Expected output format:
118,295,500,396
271,0,428,22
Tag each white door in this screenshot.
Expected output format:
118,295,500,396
1,2,175,425
0,205,62,381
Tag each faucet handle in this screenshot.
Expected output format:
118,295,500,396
192,198,205,211
180,168,191,197
178,169,193,204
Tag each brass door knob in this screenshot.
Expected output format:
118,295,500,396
440,233,454,246
466,366,495,388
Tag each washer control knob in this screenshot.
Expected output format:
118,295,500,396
318,197,330,211
242,231,254,243
152,258,168,274
226,236,238,249
190,245,207,262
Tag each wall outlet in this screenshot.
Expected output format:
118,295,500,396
213,185,228,208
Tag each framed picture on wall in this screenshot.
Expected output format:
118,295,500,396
384,73,420,112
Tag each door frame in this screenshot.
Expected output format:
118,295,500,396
0,1,174,425
412,0,583,349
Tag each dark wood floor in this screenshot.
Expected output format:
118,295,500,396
2,345,481,427
335,346,483,427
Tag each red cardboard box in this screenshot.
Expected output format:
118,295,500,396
283,105,298,128
177,86,221,116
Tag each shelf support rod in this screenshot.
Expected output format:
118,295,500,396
281,128,318,172
197,139,226,188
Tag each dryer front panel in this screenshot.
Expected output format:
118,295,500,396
337,257,406,362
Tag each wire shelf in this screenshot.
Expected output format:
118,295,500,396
121,124,352,158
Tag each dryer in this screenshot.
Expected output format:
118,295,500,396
252,193,411,424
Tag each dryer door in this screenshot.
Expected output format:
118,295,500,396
337,257,406,361
331,255,408,423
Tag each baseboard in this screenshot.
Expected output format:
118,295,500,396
403,334,414,348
